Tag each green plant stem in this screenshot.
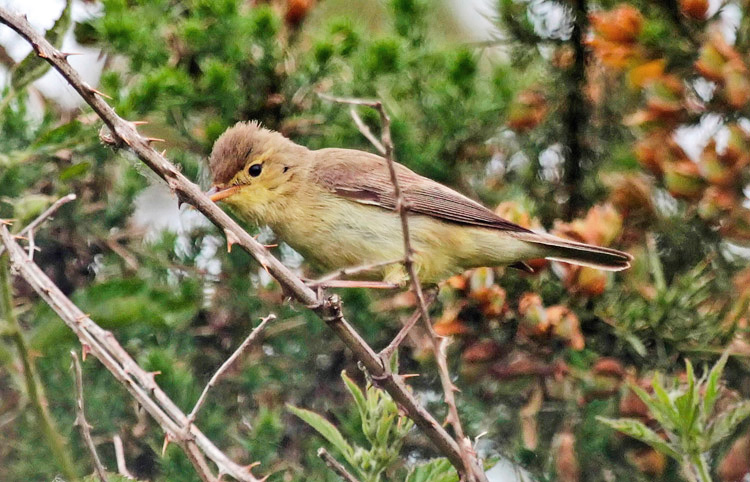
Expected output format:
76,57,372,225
689,453,712,482
0,255,78,481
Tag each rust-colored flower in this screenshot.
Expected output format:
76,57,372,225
718,433,750,482
589,5,643,43
285,0,315,26
434,303,471,337
593,358,625,378
723,124,750,168
695,34,742,81
518,292,549,338
679,0,709,19
462,340,501,363
627,59,666,88
507,89,548,132
662,160,705,199
470,284,507,317
548,306,585,350
605,173,655,225
627,448,668,477
719,208,750,241
587,37,641,69
698,187,736,220
699,140,735,187
619,378,652,419
553,430,580,482
723,59,750,108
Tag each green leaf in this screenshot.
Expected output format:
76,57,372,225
596,416,680,460
341,370,367,420
11,0,73,91
707,401,750,446
406,458,459,482
624,333,648,357
674,359,698,434
375,412,395,447
287,404,354,463
703,350,730,422
630,380,679,432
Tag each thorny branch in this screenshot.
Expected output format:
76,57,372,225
0,225,257,482
319,93,485,482
317,448,362,482
0,8,483,480
187,314,277,424
71,350,109,482
0,192,76,258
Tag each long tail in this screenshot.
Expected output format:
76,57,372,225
513,232,633,271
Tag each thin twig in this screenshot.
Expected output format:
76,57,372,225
0,225,253,482
348,106,385,155
0,10,475,477
317,448,362,482
112,434,135,479
187,314,277,424
26,229,35,260
71,350,109,482
0,193,76,257
379,291,437,362
20,193,77,237
320,94,485,482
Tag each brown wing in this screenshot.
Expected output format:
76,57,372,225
313,148,532,233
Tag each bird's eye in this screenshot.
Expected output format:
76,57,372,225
248,163,262,177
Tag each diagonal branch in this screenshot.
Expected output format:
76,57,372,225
0,225,255,482
71,350,109,482
112,434,134,479
0,8,477,479
187,314,276,424
319,94,486,482
0,192,76,257
317,448,362,482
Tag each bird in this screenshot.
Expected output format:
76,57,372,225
206,121,632,286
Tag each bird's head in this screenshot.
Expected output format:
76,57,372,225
206,121,307,216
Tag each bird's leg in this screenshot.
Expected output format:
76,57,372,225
305,258,404,290
304,279,401,289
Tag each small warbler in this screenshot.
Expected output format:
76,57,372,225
207,121,631,285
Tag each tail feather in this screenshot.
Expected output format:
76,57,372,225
513,232,633,272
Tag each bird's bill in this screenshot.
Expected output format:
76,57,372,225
206,185,241,202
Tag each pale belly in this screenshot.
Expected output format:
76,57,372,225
267,199,543,284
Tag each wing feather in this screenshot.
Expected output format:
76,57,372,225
313,148,531,233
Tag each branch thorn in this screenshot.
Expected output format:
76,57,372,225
90,86,113,100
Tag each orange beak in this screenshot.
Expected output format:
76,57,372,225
206,185,241,202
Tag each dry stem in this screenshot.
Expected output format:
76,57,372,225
320,94,484,482
0,193,76,258
112,434,134,479
0,9,480,479
71,350,109,482
187,314,276,424
0,225,256,482
317,448,362,482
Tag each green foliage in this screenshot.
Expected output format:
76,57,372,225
288,370,438,482
405,458,459,482
2,0,750,481
598,352,750,482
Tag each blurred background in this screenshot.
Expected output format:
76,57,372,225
1,0,750,480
